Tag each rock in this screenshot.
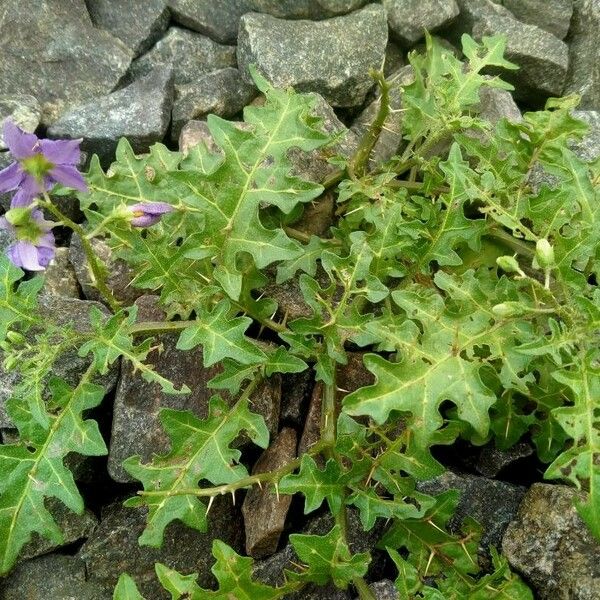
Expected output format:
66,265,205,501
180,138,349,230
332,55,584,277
172,68,257,140
564,0,600,110
48,67,173,165
68,234,141,305
500,0,574,39
79,497,244,598
168,0,253,44
246,0,369,19
475,442,534,477
351,65,415,169
384,42,406,77
41,247,81,299
108,296,281,483
0,295,119,428
178,120,218,155
358,580,399,600
128,27,236,87
237,5,388,108
242,427,297,557
86,0,170,57
449,0,513,36
0,554,111,600
570,110,600,161
477,85,523,125
384,0,460,46
502,483,600,599
472,13,569,103
0,0,132,126
299,381,323,457
417,470,526,565
19,499,98,561
0,95,41,150
280,369,315,426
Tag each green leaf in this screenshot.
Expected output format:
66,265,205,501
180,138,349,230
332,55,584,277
123,392,269,547
176,300,267,367
289,525,371,589
279,455,345,514
0,378,107,574
113,573,145,600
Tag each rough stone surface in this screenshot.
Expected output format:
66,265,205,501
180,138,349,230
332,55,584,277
0,295,119,428
86,0,170,57
472,13,569,102
571,110,600,161
0,554,111,600
246,0,369,19
69,234,141,305
500,0,574,39
0,95,41,150
384,0,460,45
358,580,399,600
128,27,236,87
80,497,244,598
237,5,388,107
0,0,132,126
475,442,534,477
564,0,600,109
168,0,253,43
293,194,335,238
242,427,297,557
450,0,513,36
172,68,257,140
477,85,523,124
48,67,173,165
299,381,324,457
417,470,526,564
108,296,281,483
280,368,315,426
40,247,81,299
178,120,218,155
502,483,600,599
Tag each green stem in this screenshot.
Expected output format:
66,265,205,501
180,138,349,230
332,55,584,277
321,378,338,451
487,227,535,259
40,194,120,313
349,70,391,179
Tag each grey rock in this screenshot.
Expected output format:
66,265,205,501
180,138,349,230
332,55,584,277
477,85,523,124
351,65,415,168
168,0,253,44
108,296,281,483
502,483,600,599
293,193,336,238
0,95,41,150
500,0,574,39
299,380,324,457
48,67,173,165
87,0,170,57
472,13,569,102
357,580,399,600
384,42,406,77
0,295,118,428
0,0,132,126
564,0,600,109
41,247,81,299
571,110,600,161
245,0,368,19
178,120,218,155
80,498,244,598
384,0,460,46
450,0,514,36
280,369,315,426
20,499,98,561
172,68,257,140
0,554,111,600
242,427,297,557
128,27,236,87
237,5,388,107
417,470,526,564
475,442,533,477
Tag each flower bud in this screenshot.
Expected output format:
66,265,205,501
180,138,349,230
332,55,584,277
535,239,555,269
496,255,522,274
492,302,525,318
5,207,32,227
6,331,25,344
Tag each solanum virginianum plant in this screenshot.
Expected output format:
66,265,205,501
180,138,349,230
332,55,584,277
0,33,597,599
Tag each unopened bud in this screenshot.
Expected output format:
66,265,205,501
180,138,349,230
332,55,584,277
496,255,522,275
492,302,524,318
535,239,555,269
6,331,25,344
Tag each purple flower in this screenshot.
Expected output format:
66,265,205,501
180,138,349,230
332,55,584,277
0,209,55,271
0,120,87,207
130,202,174,227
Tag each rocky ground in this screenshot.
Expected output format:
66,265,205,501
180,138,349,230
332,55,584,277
0,1,599,599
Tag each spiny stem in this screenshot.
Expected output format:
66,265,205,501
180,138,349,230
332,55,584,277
349,70,391,179
40,193,121,313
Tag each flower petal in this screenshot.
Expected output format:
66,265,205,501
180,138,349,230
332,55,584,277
131,214,161,227
36,245,55,267
48,164,88,192
3,120,38,159
7,240,44,271
0,161,24,192
131,202,175,215
9,175,40,207
0,216,13,232
40,138,82,165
